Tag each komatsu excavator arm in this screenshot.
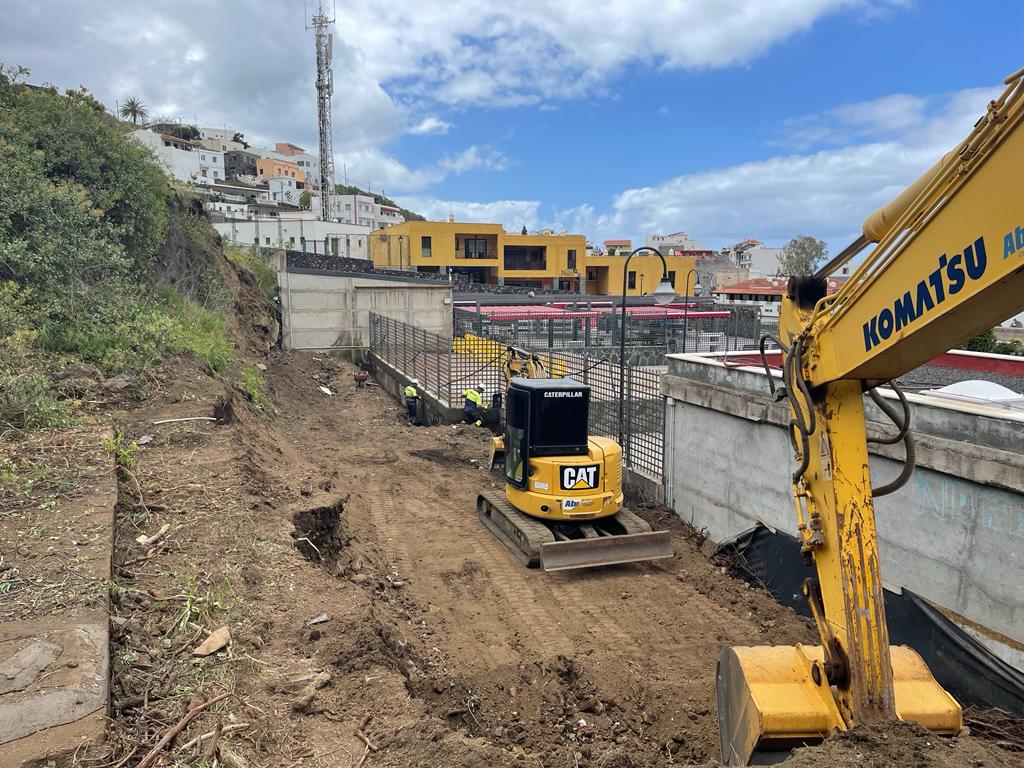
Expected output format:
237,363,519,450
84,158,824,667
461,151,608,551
718,67,1024,765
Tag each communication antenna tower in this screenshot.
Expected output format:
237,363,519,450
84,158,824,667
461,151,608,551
307,1,336,221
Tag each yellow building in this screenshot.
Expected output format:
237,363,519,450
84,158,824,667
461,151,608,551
584,252,697,296
369,220,586,291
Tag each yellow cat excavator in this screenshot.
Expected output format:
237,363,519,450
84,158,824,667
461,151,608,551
479,346,673,571
717,67,1024,764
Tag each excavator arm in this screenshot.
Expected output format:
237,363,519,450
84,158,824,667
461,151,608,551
718,68,1024,765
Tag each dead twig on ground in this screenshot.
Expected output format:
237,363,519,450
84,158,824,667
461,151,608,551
177,722,250,754
135,691,231,768
203,721,223,760
135,523,171,549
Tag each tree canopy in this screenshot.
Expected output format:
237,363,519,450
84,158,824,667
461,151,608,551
778,235,828,276
119,95,148,124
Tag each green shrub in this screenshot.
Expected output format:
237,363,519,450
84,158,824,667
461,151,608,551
962,329,997,353
226,246,278,301
236,365,273,411
0,371,72,432
993,339,1024,356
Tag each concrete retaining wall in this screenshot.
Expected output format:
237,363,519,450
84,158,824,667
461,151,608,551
663,353,1024,664
368,353,465,426
279,269,453,352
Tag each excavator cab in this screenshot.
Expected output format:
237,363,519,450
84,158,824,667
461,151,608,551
478,376,672,571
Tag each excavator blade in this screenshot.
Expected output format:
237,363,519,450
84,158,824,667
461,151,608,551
540,530,672,572
716,644,961,766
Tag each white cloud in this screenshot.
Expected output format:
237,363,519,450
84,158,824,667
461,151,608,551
396,197,543,231
408,116,452,135
336,145,511,194
583,86,998,252
437,145,510,174
779,93,930,148
3,0,914,203
336,0,907,108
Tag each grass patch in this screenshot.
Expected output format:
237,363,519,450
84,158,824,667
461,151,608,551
236,364,274,411
159,287,236,375
226,246,278,302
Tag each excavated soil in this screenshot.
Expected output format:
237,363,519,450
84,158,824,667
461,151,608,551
48,350,1020,767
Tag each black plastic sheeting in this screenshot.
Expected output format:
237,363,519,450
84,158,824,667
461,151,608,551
718,525,1024,716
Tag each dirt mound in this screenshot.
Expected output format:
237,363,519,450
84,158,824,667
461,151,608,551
315,602,415,676
291,495,350,568
781,720,1020,767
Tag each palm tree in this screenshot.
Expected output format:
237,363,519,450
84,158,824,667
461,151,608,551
119,96,148,125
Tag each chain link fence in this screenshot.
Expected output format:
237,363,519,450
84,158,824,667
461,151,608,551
369,312,665,480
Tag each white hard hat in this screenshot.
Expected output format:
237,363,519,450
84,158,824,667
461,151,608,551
411,378,419,385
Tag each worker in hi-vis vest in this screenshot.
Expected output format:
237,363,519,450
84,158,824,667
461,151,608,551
463,384,485,426
404,378,421,424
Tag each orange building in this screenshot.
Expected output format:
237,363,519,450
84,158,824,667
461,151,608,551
274,142,306,156
257,156,304,182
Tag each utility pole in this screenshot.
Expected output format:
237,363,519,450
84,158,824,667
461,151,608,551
307,1,336,222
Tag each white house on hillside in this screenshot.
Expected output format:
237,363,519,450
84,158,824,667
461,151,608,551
197,147,224,182
309,192,404,228
132,129,201,181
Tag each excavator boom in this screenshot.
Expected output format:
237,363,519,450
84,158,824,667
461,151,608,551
717,68,1024,764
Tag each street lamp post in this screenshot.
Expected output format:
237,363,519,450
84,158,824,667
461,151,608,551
618,247,675,447
681,268,703,353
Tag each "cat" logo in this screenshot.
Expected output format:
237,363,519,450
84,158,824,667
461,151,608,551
561,464,599,490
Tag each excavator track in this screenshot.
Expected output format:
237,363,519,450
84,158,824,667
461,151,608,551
477,490,554,568
477,491,672,571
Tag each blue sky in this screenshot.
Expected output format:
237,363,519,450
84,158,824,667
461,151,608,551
4,0,1022,253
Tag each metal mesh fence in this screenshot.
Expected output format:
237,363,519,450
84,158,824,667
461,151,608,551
369,313,666,479
453,305,775,359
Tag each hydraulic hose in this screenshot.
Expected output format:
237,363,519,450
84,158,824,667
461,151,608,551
868,381,916,497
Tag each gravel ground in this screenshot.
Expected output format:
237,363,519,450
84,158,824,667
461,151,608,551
899,363,1024,394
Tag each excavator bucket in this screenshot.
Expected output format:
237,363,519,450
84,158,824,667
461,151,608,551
716,644,961,766
540,530,673,572
488,436,505,472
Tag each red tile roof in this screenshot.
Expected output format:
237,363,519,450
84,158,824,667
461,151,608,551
714,276,847,296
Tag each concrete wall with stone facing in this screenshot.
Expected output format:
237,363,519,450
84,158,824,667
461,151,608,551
662,353,1024,664
279,269,453,352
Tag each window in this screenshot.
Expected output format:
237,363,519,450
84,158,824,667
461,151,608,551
465,237,488,259
668,271,676,288
265,237,270,245
201,169,207,177
627,271,636,290
254,237,259,245
289,236,295,245
421,236,432,257
504,245,546,270
567,249,576,270
504,388,530,488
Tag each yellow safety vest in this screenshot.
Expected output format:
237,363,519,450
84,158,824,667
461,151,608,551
405,385,418,398
464,388,482,406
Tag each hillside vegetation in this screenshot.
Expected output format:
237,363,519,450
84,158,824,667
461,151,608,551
0,66,277,433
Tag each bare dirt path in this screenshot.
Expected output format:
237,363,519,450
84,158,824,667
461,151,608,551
87,350,1020,768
